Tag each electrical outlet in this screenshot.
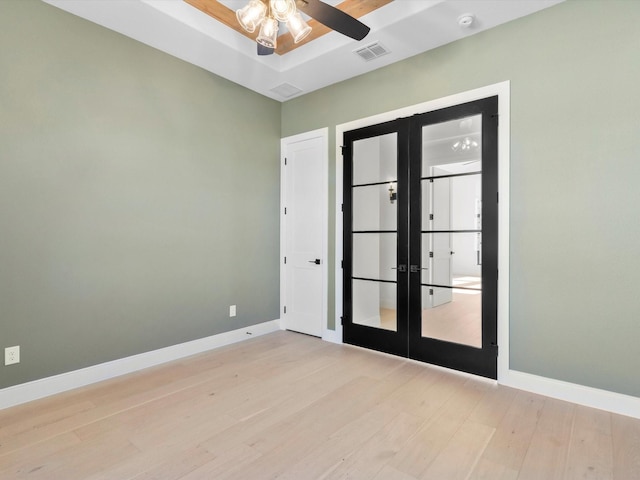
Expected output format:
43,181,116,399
229,305,236,317
5,346,20,366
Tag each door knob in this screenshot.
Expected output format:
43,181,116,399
309,259,321,265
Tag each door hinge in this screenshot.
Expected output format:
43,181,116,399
429,213,434,220
284,207,287,215
340,316,344,325
491,343,499,355
341,260,344,269
284,158,287,165
284,257,287,264
340,145,346,156
429,288,434,295
284,306,287,314
491,114,499,126
429,251,434,258
341,203,344,212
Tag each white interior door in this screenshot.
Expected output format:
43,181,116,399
429,166,453,307
281,129,328,337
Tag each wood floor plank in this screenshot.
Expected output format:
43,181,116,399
214,424,327,480
277,403,401,480
611,413,640,479
178,443,261,480
0,431,140,479
469,390,546,476
420,420,495,480
0,432,82,477
129,445,217,480
564,405,613,480
0,331,634,479
0,355,261,456
387,377,490,478
467,383,519,428
324,411,426,479
373,464,419,480
381,366,446,418
468,458,519,480
0,400,95,442
517,397,575,480
200,371,354,453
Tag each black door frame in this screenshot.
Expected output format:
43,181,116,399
342,96,499,379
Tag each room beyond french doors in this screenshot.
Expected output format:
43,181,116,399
342,97,499,379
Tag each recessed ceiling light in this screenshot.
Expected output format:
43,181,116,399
457,14,475,28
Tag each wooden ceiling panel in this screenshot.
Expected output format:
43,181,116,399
183,0,393,56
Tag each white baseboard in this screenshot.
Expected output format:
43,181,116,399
502,369,640,419
5,322,637,420
320,329,639,419
0,319,281,411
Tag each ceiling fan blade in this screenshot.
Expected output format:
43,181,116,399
257,44,275,56
296,0,370,41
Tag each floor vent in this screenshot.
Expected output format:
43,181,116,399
354,42,390,62
270,83,303,98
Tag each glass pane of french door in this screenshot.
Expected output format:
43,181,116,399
351,132,398,332
420,115,483,348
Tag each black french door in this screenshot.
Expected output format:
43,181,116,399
343,118,411,357
343,97,498,379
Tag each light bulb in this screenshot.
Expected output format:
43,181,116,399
287,11,311,43
257,16,279,49
270,0,295,22
236,0,267,33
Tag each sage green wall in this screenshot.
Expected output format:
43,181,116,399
0,0,281,389
282,0,640,398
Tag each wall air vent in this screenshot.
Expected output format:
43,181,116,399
354,42,390,62
270,83,303,99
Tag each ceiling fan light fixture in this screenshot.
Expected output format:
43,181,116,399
236,0,267,33
287,11,312,44
256,16,279,49
270,0,296,23
233,0,369,56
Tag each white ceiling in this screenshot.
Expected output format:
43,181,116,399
43,0,564,102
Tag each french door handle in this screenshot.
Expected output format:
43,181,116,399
308,259,321,265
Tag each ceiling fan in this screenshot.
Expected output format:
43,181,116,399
235,0,371,56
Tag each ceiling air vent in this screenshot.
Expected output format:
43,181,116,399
270,83,303,99
354,42,390,62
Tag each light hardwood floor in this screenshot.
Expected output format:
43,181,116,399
1,331,638,479
378,290,482,347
